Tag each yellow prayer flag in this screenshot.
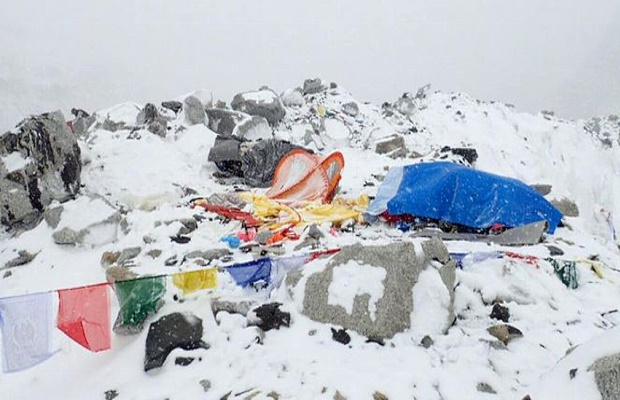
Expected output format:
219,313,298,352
172,269,217,295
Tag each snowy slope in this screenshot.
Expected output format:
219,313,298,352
1,82,619,400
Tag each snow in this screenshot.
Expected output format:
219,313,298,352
327,260,386,320
1,152,31,172
241,90,278,104
1,83,620,399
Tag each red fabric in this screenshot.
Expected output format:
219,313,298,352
308,248,341,261
504,251,539,266
191,202,261,228
57,283,111,352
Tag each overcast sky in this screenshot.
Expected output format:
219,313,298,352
1,0,619,130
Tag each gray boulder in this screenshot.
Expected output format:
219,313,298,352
588,353,620,400
287,240,455,340
342,102,359,117
231,89,285,126
375,134,407,159
531,184,552,196
281,87,305,107
303,78,326,95
395,96,416,116
551,197,579,217
183,96,207,126
0,111,81,230
205,108,246,136
136,103,168,137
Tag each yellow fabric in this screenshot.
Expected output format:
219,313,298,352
240,193,368,229
172,269,217,295
576,258,605,279
317,106,326,117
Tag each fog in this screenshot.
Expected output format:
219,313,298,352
1,0,619,129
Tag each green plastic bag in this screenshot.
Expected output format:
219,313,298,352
113,276,166,335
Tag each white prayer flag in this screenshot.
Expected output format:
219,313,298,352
0,292,55,373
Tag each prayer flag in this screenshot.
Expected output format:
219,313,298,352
172,269,217,295
113,276,166,335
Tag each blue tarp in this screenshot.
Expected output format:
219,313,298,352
367,162,563,233
224,258,272,287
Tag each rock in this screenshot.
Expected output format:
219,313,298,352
211,299,255,317
531,184,552,196
161,101,183,114
52,197,120,246
174,357,195,366
146,249,162,259
170,235,191,244
487,323,523,345
333,390,346,400
43,205,63,229
288,241,455,340
421,335,434,349
170,218,198,236
588,353,620,400
307,224,324,239
235,116,272,141
165,255,178,266
266,391,280,400
546,245,564,256
395,95,416,116
342,102,359,117
0,111,81,230
144,312,209,372
100,251,121,268
281,87,305,107
248,303,290,331
303,78,326,95
184,249,232,263
255,230,273,245
373,392,389,400
584,115,620,148
3,271,11,278
70,114,96,137
105,266,138,283
476,383,497,394
53,227,85,245
199,379,211,392
374,134,407,159
231,89,286,126
104,390,119,400
136,103,168,137
117,247,142,265
331,327,351,345
3,250,38,269
182,96,207,126
551,197,580,217
205,108,248,136
440,146,479,165
490,303,510,322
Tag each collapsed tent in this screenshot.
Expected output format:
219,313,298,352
266,149,344,204
367,162,563,233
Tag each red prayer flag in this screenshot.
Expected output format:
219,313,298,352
57,283,111,352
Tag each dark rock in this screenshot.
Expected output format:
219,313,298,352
117,247,142,265
174,357,196,366
205,108,247,136
0,111,81,230
440,146,478,165
104,390,119,400
3,250,38,269
546,245,564,256
144,312,209,372
165,255,178,266
231,89,285,126
490,303,510,322
303,78,325,95
170,235,191,244
331,327,351,345
531,184,552,196
146,249,162,259
476,383,497,394
569,368,578,379
421,335,434,348
249,303,290,331
161,101,183,114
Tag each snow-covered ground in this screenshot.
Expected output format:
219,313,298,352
1,83,619,399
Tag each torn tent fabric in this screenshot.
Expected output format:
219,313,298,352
367,162,563,233
57,284,111,352
113,276,166,335
271,256,308,289
0,292,55,372
266,149,344,204
224,259,272,287
546,258,579,289
172,269,217,295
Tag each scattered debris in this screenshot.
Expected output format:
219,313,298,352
331,327,351,345
490,303,510,322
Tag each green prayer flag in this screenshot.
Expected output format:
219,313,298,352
113,276,166,335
